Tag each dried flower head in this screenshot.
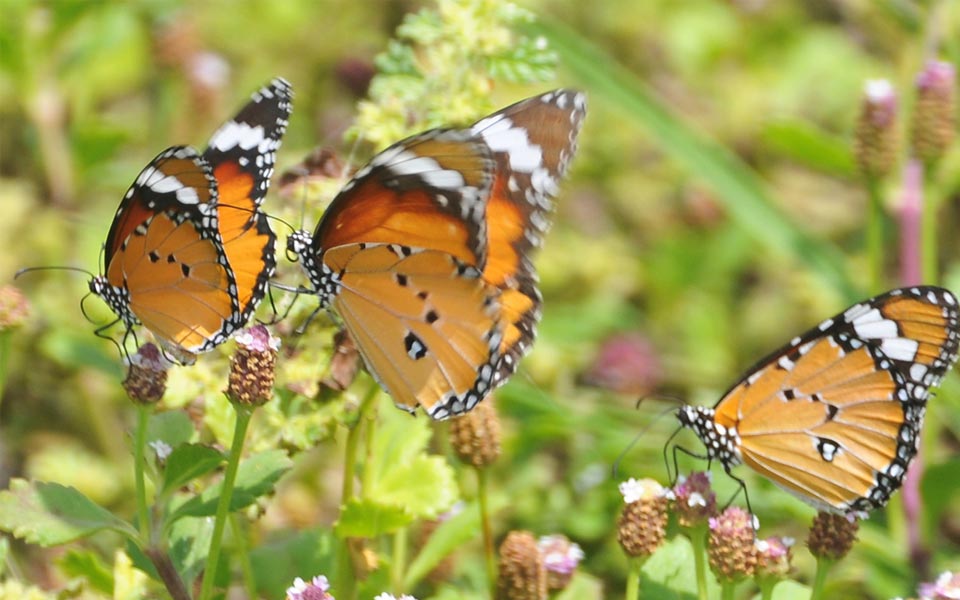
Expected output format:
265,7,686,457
286,575,333,600
707,506,758,582
497,530,547,600
537,534,584,591
854,79,899,178
919,570,960,600
806,511,859,561
0,285,31,331
581,333,662,395
226,325,280,406
911,60,956,164
672,472,717,527
449,398,501,467
617,478,670,557
123,343,169,404
754,536,794,580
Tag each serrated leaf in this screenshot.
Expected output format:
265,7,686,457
59,549,114,595
169,450,292,522
146,411,195,450
333,498,412,538
168,516,214,583
160,444,223,496
0,479,138,546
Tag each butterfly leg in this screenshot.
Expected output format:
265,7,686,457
92,317,128,362
671,443,709,486
720,466,757,532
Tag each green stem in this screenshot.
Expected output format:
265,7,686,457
625,556,644,600
721,580,736,600
921,167,939,284
134,405,151,541
757,576,776,600
199,405,254,600
810,556,833,600
0,331,11,416
865,176,885,293
477,467,496,592
231,514,257,600
688,525,709,600
391,527,408,593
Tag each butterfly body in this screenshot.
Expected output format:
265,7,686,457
290,90,586,418
92,78,292,360
677,286,960,514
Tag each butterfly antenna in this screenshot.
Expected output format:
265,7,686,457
15,265,96,280
612,403,680,480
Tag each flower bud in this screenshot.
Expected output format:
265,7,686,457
285,575,333,600
754,536,794,581
449,398,501,467
0,285,30,331
616,478,670,557
537,534,584,591
226,325,279,406
911,60,956,164
497,531,547,600
672,472,717,528
854,79,899,178
806,511,858,561
123,343,169,405
707,506,758,582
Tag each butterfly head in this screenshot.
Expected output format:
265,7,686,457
89,275,137,327
676,405,743,469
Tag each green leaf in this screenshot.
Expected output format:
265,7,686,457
167,516,214,583
160,444,223,496
249,529,336,600
641,536,720,598
0,479,138,546
760,120,856,179
58,549,114,595
524,18,857,301
366,409,458,520
554,572,604,600
764,579,812,600
146,411,195,450
404,502,477,588
333,497,413,538
169,450,292,522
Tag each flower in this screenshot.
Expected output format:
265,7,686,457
581,333,662,395
617,478,670,557
148,440,173,462
286,575,333,600
449,398,501,467
707,506,758,582
537,534,584,591
806,511,859,561
754,536,794,580
497,530,547,600
226,325,280,406
374,595,417,600
854,79,898,178
123,343,170,404
911,60,956,164
672,472,717,527
919,570,960,600
0,285,30,331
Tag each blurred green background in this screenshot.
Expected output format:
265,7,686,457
1,0,959,598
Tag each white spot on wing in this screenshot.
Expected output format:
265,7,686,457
881,338,919,361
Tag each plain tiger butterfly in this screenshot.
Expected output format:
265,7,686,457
288,89,586,419
90,78,292,362
673,286,960,514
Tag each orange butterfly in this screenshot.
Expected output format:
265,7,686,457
289,90,587,419
673,286,960,514
90,78,292,361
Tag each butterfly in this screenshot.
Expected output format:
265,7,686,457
90,77,292,362
673,286,960,514
288,90,587,419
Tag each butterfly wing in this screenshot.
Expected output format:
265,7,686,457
712,286,960,512
471,89,587,382
323,243,502,419
99,146,238,357
203,77,292,323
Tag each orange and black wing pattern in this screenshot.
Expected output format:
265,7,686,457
677,286,960,514
91,146,238,359
471,90,587,383
203,77,292,324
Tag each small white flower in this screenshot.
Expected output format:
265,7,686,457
149,440,173,461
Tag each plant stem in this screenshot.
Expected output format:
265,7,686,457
688,525,709,600
391,527,408,593
920,166,938,283
145,547,191,600
810,556,832,600
477,466,497,592
134,405,151,541
625,557,644,600
199,405,253,600
865,176,885,293
231,513,258,600
721,581,735,600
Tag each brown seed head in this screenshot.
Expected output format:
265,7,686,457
707,506,758,582
537,534,584,591
497,530,547,600
911,60,956,164
672,471,718,528
807,511,859,561
226,325,279,406
616,478,670,557
123,343,169,405
0,285,30,331
449,399,501,467
854,79,899,178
